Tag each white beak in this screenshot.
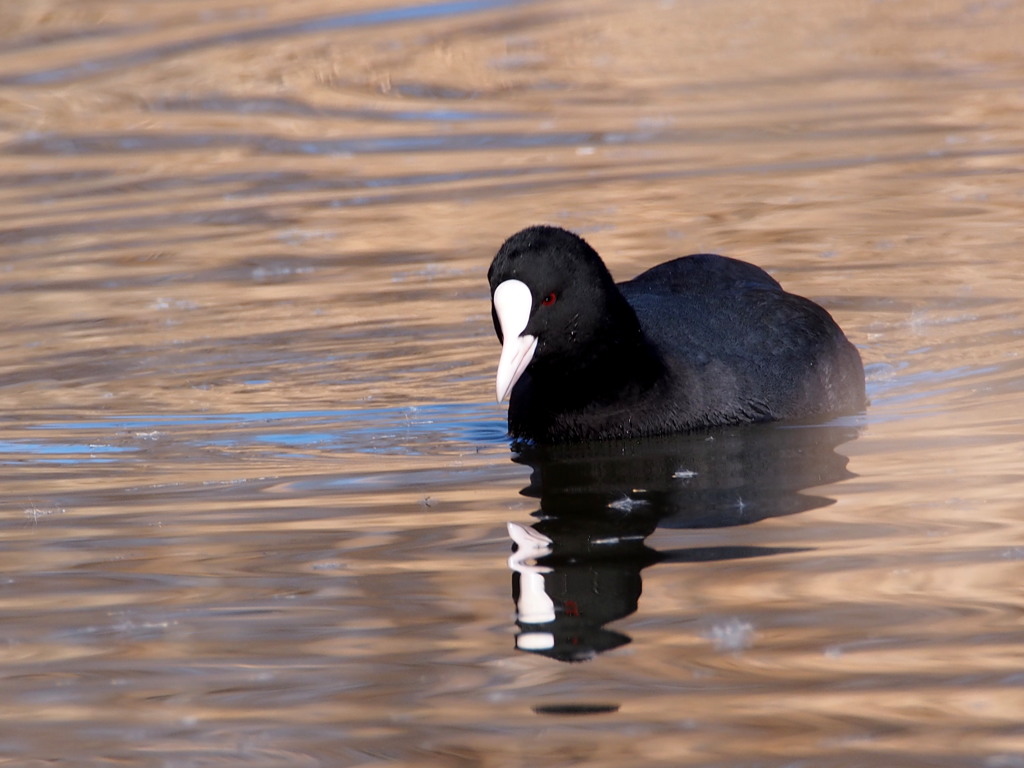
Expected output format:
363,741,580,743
492,279,538,402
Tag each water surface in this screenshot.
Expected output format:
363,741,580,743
1,0,1024,765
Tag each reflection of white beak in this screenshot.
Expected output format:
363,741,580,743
507,521,552,558
493,279,538,402
507,522,555,627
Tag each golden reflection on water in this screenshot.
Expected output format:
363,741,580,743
1,0,1024,765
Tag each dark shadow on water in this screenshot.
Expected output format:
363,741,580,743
506,421,860,662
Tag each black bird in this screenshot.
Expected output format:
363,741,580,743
488,225,866,443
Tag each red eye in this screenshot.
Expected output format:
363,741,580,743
541,292,557,306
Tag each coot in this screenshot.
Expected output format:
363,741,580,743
488,225,865,443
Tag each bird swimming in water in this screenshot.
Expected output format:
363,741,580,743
488,225,866,443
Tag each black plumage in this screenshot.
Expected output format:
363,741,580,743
488,225,866,443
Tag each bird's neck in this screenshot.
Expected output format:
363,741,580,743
534,309,665,409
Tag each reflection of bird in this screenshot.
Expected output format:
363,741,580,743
505,422,859,662
489,225,865,443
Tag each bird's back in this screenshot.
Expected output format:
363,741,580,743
619,253,865,426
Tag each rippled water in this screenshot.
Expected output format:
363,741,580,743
2,0,1024,765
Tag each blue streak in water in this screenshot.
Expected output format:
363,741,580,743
5,404,508,463
1,0,527,86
